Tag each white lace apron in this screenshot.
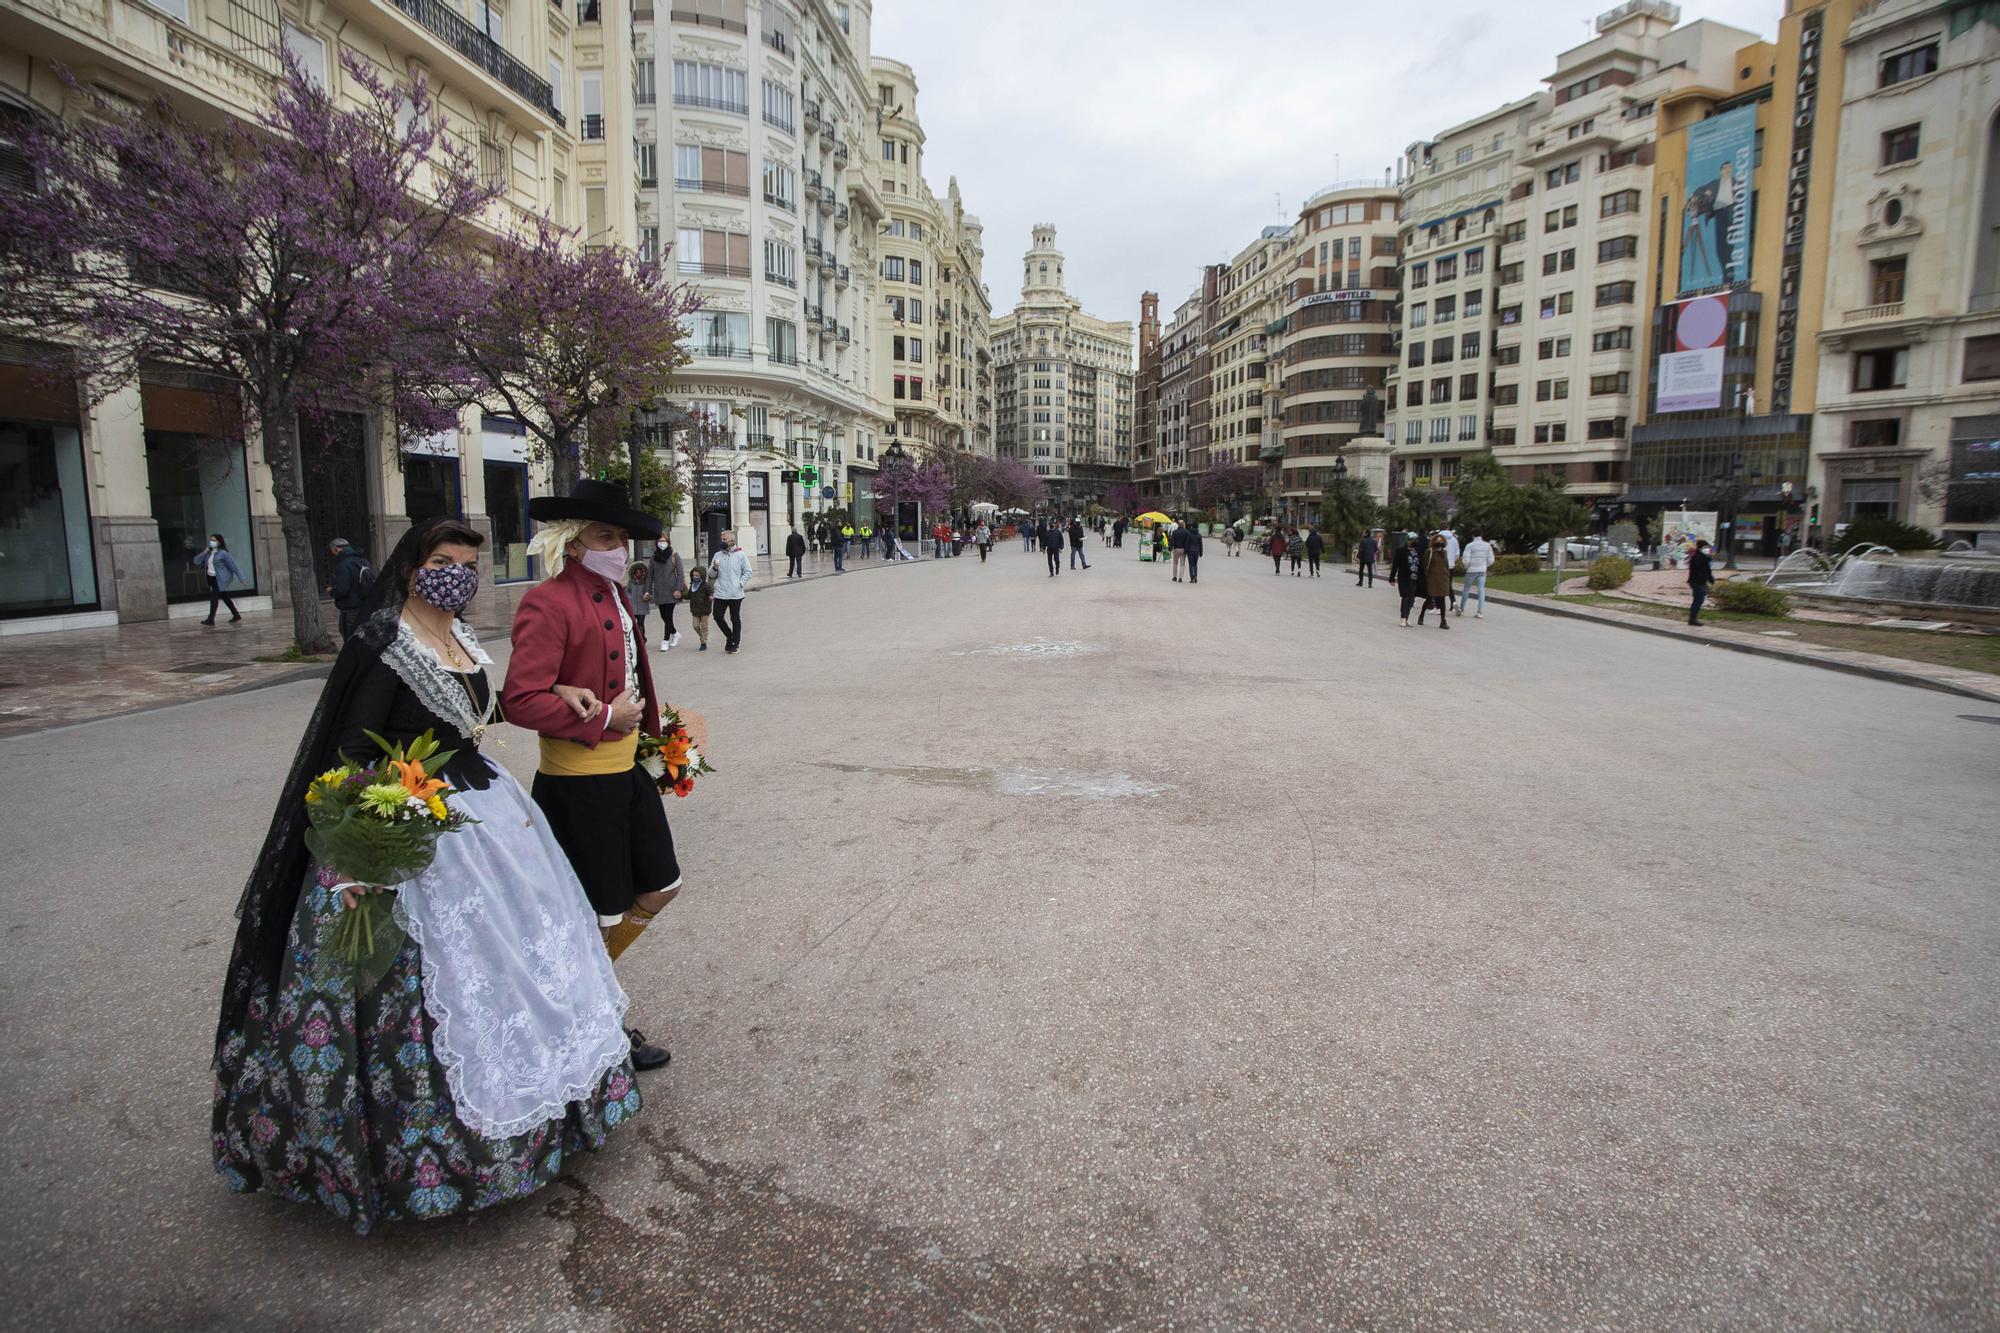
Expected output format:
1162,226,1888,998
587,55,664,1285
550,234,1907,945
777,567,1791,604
381,620,632,1139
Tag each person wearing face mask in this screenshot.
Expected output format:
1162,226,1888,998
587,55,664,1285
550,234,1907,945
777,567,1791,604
501,481,686,1076
212,517,641,1235
192,533,245,625
650,534,685,651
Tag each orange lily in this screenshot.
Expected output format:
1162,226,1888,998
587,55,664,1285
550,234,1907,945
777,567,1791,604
391,757,449,803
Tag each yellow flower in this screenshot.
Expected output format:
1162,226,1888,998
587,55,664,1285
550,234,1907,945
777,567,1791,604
427,795,449,821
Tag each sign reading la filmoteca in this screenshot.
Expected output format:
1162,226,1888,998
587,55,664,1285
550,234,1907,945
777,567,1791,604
1678,103,1757,296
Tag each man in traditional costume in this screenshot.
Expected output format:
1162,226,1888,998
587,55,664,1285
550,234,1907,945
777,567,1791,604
502,480,682,1072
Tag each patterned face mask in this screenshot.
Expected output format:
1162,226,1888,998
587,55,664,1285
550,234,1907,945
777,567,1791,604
412,562,479,613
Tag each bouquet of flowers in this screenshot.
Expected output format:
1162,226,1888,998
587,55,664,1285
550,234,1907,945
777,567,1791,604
303,729,476,986
637,704,715,799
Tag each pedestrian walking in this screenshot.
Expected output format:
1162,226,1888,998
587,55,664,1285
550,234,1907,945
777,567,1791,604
1442,528,1462,571
1416,533,1452,628
1269,528,1288,575
327,537,374,638
1394,533,1424,625
649,534,685,649
1024,521,1037,553
881,525,895,560
975,520,992,562
1112,518,1125,548
625,558,652,647
193,533,245,625
933,520,949,559
832,524,849,572
1169,522,1188,582
685,566,714,648
1305,527,1325,578
1069,517,1092,570
1042,518,1065,576
1184,522,1205,584
1458,532,1495,617
1688,539,1716,625
785,524,806,578
708,529,752,653
1355,532,1379,588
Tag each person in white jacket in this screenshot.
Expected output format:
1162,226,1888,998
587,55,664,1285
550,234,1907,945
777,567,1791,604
1458,533,1496,617
707,531,754,653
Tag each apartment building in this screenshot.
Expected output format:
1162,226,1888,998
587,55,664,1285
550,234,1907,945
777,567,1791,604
940,178,994,457
635,0,890,555
0,0,576,628
1207,228,1289,481
1150,274,1216,512
1268,184,1401,522
1133,290,1162,506
1384,97,1541,496
1490,2,1760,512
1809,0,2000,545
992,226,1136,504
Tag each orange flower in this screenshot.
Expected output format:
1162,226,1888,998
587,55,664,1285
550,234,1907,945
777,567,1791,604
663,738,691,765
672,777,695,798
391,757,448,802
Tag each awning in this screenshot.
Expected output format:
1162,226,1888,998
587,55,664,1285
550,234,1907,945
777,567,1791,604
1264,316,1288,334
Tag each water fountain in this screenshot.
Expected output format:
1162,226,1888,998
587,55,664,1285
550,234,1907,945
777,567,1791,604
1763,544,2000,615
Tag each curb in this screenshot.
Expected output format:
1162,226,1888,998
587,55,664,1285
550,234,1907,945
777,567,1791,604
1481,588,2000,705
0,660,336,740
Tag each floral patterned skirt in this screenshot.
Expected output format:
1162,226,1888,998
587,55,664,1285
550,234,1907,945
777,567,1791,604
212,875,641,1235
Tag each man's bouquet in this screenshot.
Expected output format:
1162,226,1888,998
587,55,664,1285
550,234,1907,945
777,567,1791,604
637,705,715,799
303,729,476,986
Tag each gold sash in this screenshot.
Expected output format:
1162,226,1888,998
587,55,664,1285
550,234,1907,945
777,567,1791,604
538,730,639,777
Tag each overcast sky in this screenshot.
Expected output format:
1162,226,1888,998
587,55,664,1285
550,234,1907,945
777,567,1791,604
870,0,1778,327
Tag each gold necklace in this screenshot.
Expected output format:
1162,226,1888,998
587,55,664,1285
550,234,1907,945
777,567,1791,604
406,611,495,743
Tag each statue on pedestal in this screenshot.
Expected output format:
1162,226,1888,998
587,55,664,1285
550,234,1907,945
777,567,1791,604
1359,385,1381,437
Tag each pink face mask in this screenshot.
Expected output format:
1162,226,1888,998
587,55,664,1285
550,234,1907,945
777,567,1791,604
579,546,630,585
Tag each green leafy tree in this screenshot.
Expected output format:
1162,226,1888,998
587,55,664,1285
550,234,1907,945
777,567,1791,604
1382,484,1447,538
596,444,685,527
1316,477,1378,559
1449,453,1589,552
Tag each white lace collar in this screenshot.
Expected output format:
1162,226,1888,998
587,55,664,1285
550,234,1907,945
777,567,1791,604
378,619,495,741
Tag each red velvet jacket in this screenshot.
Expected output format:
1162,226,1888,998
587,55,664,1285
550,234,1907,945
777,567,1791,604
501,562,661,746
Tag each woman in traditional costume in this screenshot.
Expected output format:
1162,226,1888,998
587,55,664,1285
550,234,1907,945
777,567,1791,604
211,517,638,1234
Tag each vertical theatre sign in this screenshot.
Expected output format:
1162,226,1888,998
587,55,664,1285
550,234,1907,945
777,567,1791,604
1678,104,1757,295
1773,9,1823,414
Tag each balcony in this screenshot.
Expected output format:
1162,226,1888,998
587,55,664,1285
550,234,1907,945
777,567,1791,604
837,324,851,345
676,260,752,279
804,302,824,324
1846,301,1906,324
834,263,850,287
675,176,749,198
766,350,800,367
765,270,797,289
833,203,849,228
763,111,794,135
691,342,752,361
803,237,823,265
579,113,604,141
816,189,834,215
388,0,562,124
675,92,748,115
818,119,834,148
802,98,823,130
833,142,850,166
763,190,795,212
764,29,790,56
669,6,746,31
803,169,823,198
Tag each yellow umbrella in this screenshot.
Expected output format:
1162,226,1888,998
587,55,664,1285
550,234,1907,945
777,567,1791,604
1134,511,1172,525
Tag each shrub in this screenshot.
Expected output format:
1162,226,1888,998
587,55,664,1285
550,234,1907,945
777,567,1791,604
1709,579,1792,616
1587,554,1634,590
1491,554,1542,575
1829,519,1942,556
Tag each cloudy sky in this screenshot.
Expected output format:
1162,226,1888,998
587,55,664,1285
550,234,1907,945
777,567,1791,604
870,0,1778,326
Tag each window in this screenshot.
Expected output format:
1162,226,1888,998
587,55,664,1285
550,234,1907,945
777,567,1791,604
1495,344,1521,366
1535,378,1569,401
761,80,794,132
1405,383,1423,407
1499,304,1521,326
1881,124,1920,166
882,256,904,281
764,238,796,286
909,298,923,321
472,0,502,42
1411,303,1428,328
1592,327,1633,352
1544,161,1581,189
1493,384,1519,405
1589,372,1630,395
1459,373,1478,400
1853,346,1909,391
284,22,328,89
1533,422,1569,444
1432,336,1453,363
635,59,656,105
1879,43,1939,88
638,226,658,264
579,72,604,139
1498,262,1523,285
1436,295,1456,322
1435,256,1457,282
1544,208,1562,234
675,146,746,195
908,337,923,362
1966,335,2000,381
1598,235,1639,262
685,310,750,356
673,227,748,277
1455,144,1475,165
910,378,923,401
1595,282,1635,307
1409,342,1427,367
762,158,795,209
1502,220,1526,243
634,143,658,188
1493,428,1517,446
1405,421,1422,443
1540,293,1573,318
1870,256,1907,306
911,222,924,242
766,317,798,365
1601,189,1641,217
1587,417,1627,441
882,138,896,161
1852,419,1902,447
1465,248,1485,276
673,61,747,114
1431,378,1452,403
1429,417,1450,443
1409,262,1428,289
1539,336,1570,359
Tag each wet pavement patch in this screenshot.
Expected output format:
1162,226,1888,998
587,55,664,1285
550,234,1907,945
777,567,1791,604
952,639,1103,658
813,761,1166,799
550,1126,1158,1330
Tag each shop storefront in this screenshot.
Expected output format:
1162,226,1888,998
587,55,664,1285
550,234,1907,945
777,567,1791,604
301,410,371,591
481,415,534,585
0,363,97,622
141,376,255,604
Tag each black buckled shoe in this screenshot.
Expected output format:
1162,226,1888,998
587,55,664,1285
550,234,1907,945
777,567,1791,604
627,1027,671,1072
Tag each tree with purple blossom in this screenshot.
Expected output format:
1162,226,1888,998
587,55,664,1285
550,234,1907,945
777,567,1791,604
0,55,495,652
1103,481,1139,517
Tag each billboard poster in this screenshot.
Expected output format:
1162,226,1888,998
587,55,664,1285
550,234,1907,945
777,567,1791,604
1679,104,1756,294
1657,293,1730,413
1661,510,1718,567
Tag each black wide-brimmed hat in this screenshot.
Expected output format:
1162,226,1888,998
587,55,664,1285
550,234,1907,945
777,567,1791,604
528,478,663,539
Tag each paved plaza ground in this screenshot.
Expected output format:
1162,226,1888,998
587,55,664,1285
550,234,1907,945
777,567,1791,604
1,542,1995,1329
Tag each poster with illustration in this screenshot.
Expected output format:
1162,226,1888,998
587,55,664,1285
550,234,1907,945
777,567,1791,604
1678,105,1756,294
1660,510,1718,567
1657,294,1730,412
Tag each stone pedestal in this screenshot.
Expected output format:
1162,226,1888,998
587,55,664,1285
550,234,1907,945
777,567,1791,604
1343,436,1393,501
